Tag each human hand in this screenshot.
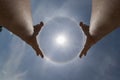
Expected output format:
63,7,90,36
29,21,44,58
79,22,95,58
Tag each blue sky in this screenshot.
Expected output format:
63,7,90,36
0,0,120,80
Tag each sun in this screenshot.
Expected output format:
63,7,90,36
55,35,67,46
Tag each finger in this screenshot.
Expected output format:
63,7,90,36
39,51,44,58
79,50,85,58
39,53,44,58
79,46,88,58
36,51,44,58
79,53,83,58
79,52,87,58
40,21,44,27
80,22,83,26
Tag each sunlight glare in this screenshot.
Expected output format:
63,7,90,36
55,35,67,46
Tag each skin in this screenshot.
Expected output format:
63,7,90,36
0,0,44,58
79,0,120,58
79,22,96,58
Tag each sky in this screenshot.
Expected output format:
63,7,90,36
0,0,120,80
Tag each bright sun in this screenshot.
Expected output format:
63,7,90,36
55,35,67,46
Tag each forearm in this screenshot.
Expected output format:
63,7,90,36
0,0,34,38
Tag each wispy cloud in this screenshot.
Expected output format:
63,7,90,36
0,36,27,80
32,0,78,24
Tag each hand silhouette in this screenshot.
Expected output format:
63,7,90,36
26,21,44,58
79,22,96,58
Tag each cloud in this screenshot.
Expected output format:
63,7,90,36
32,0,74,23
0,71,27,80
0,36,27,80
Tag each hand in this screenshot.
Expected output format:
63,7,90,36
27,21,44,58
79,22,95,58
33,21,44,58
33,21,44,36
